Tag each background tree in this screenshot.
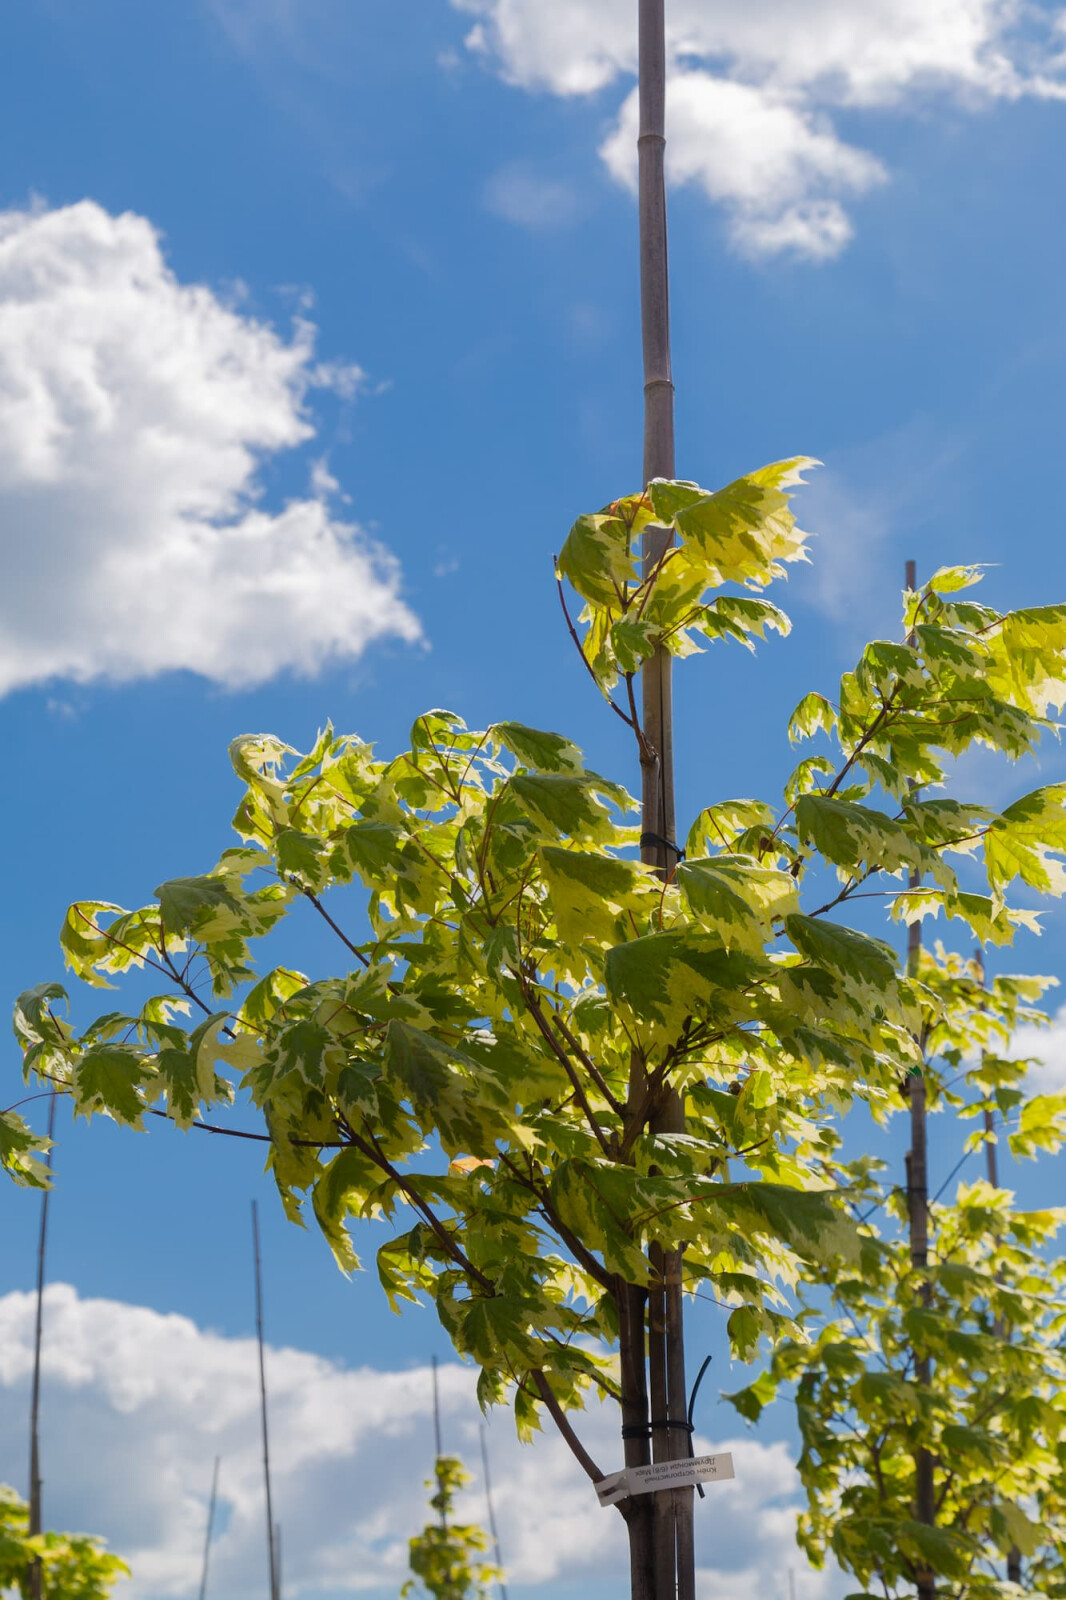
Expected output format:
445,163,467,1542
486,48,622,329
0,1485,127,1600
402,1455,500,1600
745,946,1066,1597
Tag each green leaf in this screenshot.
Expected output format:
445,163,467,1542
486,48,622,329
508,772,631,842
986,784,1066,897
786,914,899,1008
0,1108,52,1188
671,458,815,588
723,1369,777,1422
927,564,986,595
493,722,585,774
678,855,797,952
556,504,640,607
789,692,838,744
73,1044,153,1126
384,1022,512,1157
155,874,242,937
605,932,758,1034
539,846,651,946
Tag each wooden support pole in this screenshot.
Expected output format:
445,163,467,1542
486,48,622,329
432,1354,447,1530
197,1457,221,1600
252,1202,280,1600
637,5,692,1597
974,951,1021,1587
27,1091,57,1600
479,1424,509,1600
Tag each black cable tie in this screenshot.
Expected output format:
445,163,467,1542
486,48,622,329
619,1356,713,1497
639,831,685,861
620,1419,693,1440
687,1355,713,1499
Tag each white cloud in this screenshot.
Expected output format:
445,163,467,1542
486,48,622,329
0,201,420,695
453,0,1066,258
0,1284,841,1600
482,162,580,228
1009,1001,1066,1092
600,76,886,261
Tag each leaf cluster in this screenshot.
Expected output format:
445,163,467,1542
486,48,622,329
0,1486,128,1599
402,1455,500,1600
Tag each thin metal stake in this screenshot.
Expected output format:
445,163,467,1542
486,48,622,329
197,1457,221,1600
252,1202,280,1600
27,1090,58,1600
905,562,936,1600
479,1424,508,1600
431,1354,447,1530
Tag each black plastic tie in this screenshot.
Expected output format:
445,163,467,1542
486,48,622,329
640,831,685,861
621,1419,694,1440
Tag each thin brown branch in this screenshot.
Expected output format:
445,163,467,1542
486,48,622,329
303,891,372,968
517,978,614,1157
531,1369,608,1486
497,1153,611,1291
555,570,637,732
548,1011,627,1117
347,1122,495,1293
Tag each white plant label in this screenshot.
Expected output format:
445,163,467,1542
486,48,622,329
595,1452,735,1507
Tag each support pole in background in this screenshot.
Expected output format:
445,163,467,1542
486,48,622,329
479,1423,508,1600
431,1354,447,1530
27,1090,57,1600
197,1457,221,1600
252,1202,280,1600
905,561,936,1600
974,950,1022,1588
638,5,692,1598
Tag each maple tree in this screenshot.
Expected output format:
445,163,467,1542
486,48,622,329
739,946,1066,1597
402,1455,500,1600
6,0,1066,1592
0,1485,127,1600
7,500,1066,1600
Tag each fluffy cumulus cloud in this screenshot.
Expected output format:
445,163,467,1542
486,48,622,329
0,201,419,695
454,0,1066,258
1009,1001,1066,1092
0,1285,841,1600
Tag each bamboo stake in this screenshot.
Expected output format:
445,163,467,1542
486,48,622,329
252,1202,280,1600
905,561,936,1600
479,1424,508,1600
27,1090,57,1600
974,951,1022,1587
432,1354,447,1531
197,1457,221,1600
637,4,693,1598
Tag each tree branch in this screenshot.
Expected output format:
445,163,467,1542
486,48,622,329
531,1369,608,1487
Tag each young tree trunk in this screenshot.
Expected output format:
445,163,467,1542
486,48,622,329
905,561,936,1600
619,1279,656,1600
907,1052,936,1600
637,5,693,1598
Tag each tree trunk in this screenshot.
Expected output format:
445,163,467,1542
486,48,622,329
619,1279,655,1600
907,1063,936,1600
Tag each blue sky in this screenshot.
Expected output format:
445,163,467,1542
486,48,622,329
4,2,1066,1596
